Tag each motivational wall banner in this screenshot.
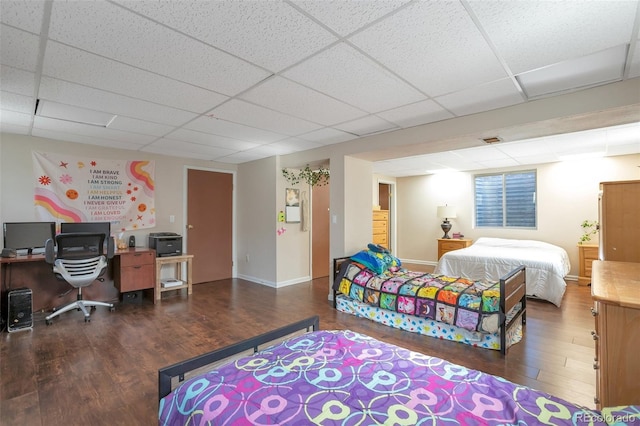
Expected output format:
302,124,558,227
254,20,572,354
32,151,155,232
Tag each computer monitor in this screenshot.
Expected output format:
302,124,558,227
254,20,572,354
3,222,56,255
60,222,111,239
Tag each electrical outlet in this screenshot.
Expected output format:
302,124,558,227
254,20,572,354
246,254,250,262
169,215,175,223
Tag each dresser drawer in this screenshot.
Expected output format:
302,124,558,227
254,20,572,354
118,264,155,291
373,234,387,246
373,210,388,221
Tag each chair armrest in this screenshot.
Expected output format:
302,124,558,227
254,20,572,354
106,237,115,259
45,239,55,264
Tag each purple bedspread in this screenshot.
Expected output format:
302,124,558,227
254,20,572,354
159,330,639,425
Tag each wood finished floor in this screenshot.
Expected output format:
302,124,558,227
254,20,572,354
0,265,596,425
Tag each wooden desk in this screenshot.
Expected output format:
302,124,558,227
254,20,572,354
155,254,193,304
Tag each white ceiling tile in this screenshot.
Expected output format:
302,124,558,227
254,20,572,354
283,43,425,113
292,0,411,37
32,127,146,151
186,115,286,144
108,116,174,138
0,91,33,114
49,1,269,96
115,0,337,73
298,127,357,145
240,76,366,125
475,158,520,169
510,153,560,166
0,25,41,71
42,42,228,113
517,46,627,98
469,0,638,74
349,1,507,97
146,138,236,159
0,65,35,96
0,1,46,34
452,146,510,161
377,100,454,128
607,143,640,156
267,137,323,153
212,100,322,136
334,115,396,136
38,77,197,127
0,109,32,127
33,116,156,145
496,138,551,157
167,128,260,151
606,122,640,145
0,122,30,134
436,79,524,116
219,146,283,163
36,100,116,126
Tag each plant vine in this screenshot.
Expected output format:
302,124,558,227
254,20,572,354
579,220,599,244
282,165,330,187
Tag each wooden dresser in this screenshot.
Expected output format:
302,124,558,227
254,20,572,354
372,209,389,248
591,260,640,409
577,244,599,285
437,238,472,260
113,248,156,293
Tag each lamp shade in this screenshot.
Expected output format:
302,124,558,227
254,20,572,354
437,205,457,219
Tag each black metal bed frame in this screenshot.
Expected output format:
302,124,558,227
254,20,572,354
332,257,526,355
158,315,320,401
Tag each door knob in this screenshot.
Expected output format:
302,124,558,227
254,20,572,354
187,224,194,229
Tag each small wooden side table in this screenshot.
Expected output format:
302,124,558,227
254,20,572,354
155,254,194,304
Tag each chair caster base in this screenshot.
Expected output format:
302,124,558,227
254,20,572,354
84,317,90,323
46,319,53,326
109,306,115,312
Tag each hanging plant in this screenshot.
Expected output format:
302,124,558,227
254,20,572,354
282,165,330,187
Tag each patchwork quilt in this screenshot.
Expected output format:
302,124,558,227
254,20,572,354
334,261,503,334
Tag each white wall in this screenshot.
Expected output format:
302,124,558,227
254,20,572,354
395,153,640,276
0,133,235,248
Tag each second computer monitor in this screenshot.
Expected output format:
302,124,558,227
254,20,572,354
60,222,111,239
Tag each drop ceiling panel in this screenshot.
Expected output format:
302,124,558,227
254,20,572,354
0,66,35,96
240,76,366,125
146,137,236,159
469,1,638,74
475,158,521,169
0,109,33,127
38,77,197,126
108,116,174,137
212,100,322,136
607,143,640,156
452,145,511,162
435,78,523,116
517,46,626,98
115,0,338,73
167,128,260,151
293,0,410,37
266,137,323,153
334,115,396,136
42,42,228,113
0,122,30,135
49,1,269,96
349,1,507,97
377,100,455,128
629,41,640,78
185,116,286,144
283,43,425,113
0,91,33,114
33,116,156,145
0,26,41,71
298,127,357,145
32,127,146,150
0,1,46,34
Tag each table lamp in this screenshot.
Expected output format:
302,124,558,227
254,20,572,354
437,205,457,239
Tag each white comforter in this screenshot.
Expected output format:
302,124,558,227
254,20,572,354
434,237,571,307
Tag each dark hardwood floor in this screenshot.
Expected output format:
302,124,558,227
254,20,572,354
1,266,596,425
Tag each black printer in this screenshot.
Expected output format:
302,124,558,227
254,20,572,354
148,232,182,257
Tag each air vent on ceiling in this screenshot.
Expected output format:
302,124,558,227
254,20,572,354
481,136,502,144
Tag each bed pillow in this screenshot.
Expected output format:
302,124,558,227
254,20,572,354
351,249,401,274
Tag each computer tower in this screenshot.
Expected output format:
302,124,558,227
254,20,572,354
7,288,33,332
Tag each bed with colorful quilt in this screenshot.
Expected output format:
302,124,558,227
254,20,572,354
158,316,639,425
332,246,527,355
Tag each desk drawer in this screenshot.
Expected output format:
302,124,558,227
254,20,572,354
117,264,154,292
118,251,155,267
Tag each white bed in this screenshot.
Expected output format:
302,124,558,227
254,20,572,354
434,237,570,306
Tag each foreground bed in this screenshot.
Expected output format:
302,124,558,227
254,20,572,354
158,317,639,425
435,237,570,306
333,255,526,355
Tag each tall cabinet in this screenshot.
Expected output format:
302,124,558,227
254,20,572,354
599,180,640,262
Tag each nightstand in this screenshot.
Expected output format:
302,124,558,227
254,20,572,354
437,238,472,260
578,244,599,285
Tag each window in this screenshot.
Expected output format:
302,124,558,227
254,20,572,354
475,170,536,228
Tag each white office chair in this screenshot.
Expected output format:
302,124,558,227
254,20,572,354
44,232,115,324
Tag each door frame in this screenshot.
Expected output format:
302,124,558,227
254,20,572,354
183,165,237,278
378,179,396,253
